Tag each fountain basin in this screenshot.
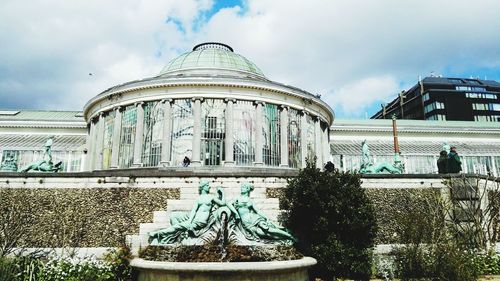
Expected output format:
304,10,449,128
131,256,317,281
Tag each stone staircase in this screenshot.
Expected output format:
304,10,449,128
126,183,282,255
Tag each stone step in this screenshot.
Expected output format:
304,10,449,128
167,198,279,208
139,222,169,236
179,190,269,200
153,211,170,223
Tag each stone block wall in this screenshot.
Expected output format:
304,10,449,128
0,169,290,249
1,169,497,251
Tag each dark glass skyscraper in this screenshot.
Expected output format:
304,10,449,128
372,77,500,122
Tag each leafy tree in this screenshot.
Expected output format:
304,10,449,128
284,159,377,280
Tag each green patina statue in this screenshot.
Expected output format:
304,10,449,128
149,180,233,245
19,137,63,172
230,182,296,244
0,153,18,172
149,181,296,246
359,140,404,174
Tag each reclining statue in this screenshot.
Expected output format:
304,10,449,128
149,180,232,245
359,140,403,174
148,181,296,246
19,137,62,172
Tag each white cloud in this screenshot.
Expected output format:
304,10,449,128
0,0,212,110
329,76,399,117
195,0,500,116
1,0,500,117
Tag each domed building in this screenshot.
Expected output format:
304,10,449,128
83,43,334,170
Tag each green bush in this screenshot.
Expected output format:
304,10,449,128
391,190,481,281
0,247,132,281
103,244,132,281
0,256,18,281
284,159,377,280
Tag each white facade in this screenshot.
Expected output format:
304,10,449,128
0,110,87,172
330,119,500,176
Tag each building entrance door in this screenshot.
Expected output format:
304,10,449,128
202,116,225,166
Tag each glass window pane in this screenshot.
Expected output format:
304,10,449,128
119,105,137,168
288,108,301,168
102,111,115,169
233,101,255,166
142,101,164,167
262,104,280,166
201,99,225,166
171,99,194,166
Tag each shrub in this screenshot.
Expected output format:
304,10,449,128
103,244,133,281
0,256,18,281
0,249,133,281
391,189,480,281
283,159,377,280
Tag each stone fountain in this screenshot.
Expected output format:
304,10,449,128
129,180,316,281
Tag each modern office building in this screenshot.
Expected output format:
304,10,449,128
372,76,500,122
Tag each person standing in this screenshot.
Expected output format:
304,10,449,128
437,150,448,174
447,146,462,173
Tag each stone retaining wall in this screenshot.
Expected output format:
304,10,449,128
1,169,497,250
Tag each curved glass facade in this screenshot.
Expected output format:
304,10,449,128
89,98,330,170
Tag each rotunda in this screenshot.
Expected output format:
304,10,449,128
83,43,334,170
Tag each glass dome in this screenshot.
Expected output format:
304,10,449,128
159,42,265,77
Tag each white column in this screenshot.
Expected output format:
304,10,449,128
80,150,86,172
86,119,96,171
341,155,346,172
323,123,331,164
315,117,322,169
254,101,264,166
224,99,235,166
160,99,173,167
300,111,308,168
66,151,72,172
132,102,145,167
280,105,289,167
110,107,122,169
491,156,498,177
95,112,105,170
191,98,202,166
462,156,468,173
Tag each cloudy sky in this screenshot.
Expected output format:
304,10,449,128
1,0,500,119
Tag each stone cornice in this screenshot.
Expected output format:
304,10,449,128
83,76,334,124
331,125,500,135
0,120,87,129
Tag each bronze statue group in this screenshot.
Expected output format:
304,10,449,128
148,180,296,246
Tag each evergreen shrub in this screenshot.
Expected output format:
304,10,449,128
284,159,377,280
